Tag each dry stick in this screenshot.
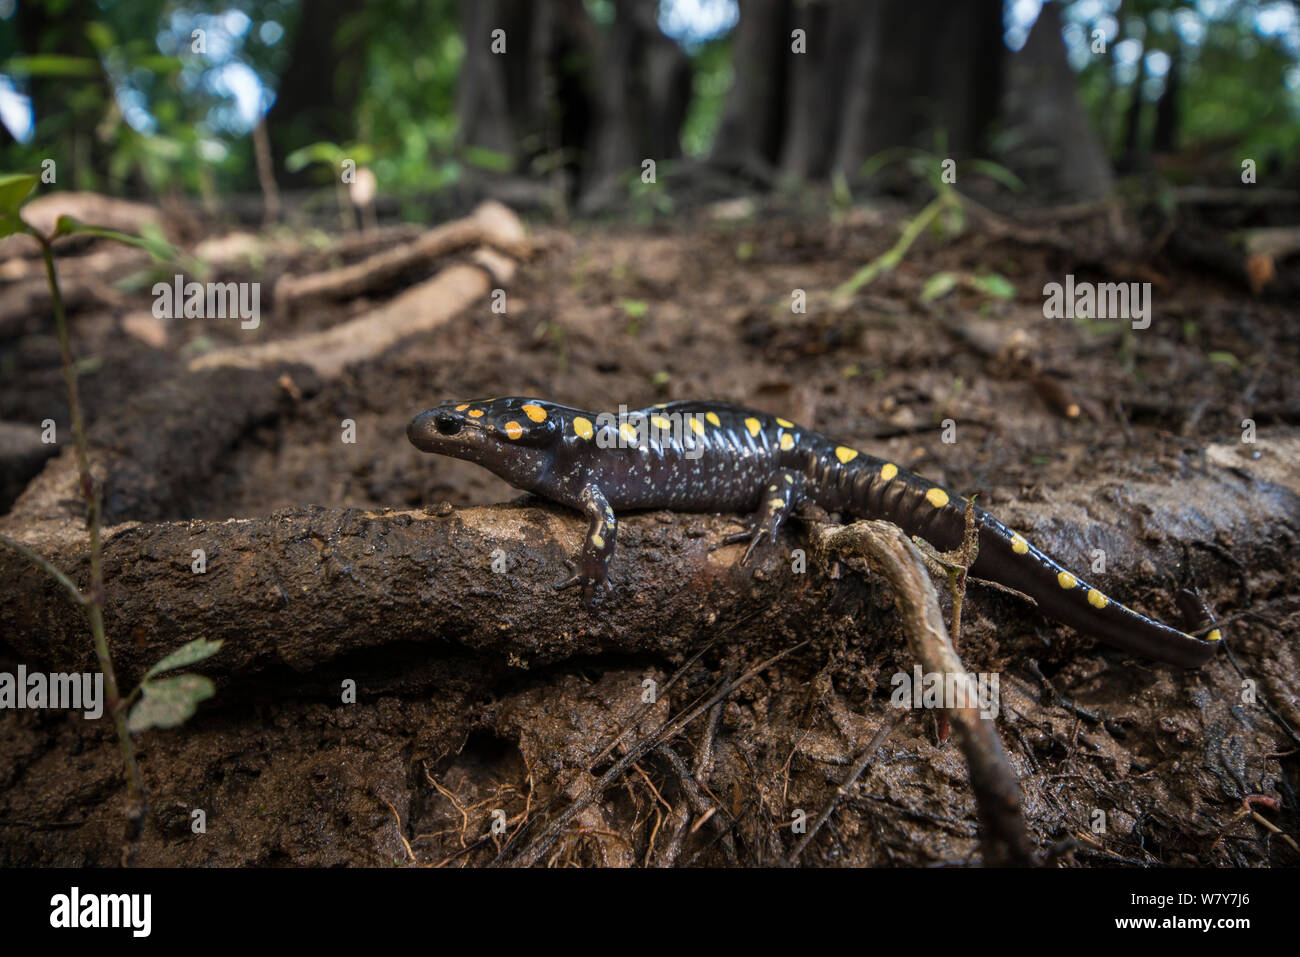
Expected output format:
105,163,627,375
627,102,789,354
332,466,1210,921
784,709,907,866
38,237,145,833
816,520,1035,866
658,743,739,865
251,118,281,227
499,639,811,868
274,210,532,308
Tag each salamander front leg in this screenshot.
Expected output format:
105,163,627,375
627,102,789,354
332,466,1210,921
716,469,804,565
555,483,618,604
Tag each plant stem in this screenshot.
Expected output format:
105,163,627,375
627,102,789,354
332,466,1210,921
38,236,145,822
834,194,950,300
0,531,87,607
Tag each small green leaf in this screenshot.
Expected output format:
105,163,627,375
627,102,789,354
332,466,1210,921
0,173,38,217
1207,351,1240,369
130,55,184,75
969,272,1016,300
285,141,344,172
84,21,117,54
921,271,958,302
619,298,648,319
145,637,224,680
127,675,215,732
463,145,512,172
965,159,1026,193
735,241,755,261
53,216,176,261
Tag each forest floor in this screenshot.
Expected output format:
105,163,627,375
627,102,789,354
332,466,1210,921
1,189,1298,866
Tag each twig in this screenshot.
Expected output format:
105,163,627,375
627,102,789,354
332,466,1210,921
817,520,1035,866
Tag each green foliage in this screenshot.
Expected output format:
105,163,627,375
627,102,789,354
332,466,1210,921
3,0,1296,209
619,298,648,319
0,172,38,237
127,674,216,733
128,637,223,733
349,0,465,198
1067,0,1300,160
680,35,732,158
285,140,375,175
920,272,959,302
54,215,177,260
4,55,101,78
922,270,1017,302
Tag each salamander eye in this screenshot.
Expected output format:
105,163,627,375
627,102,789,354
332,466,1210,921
434,413,463,436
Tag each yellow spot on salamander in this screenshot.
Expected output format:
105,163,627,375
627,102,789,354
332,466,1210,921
1010,533,1029,555
468,409,485,418
880,463,898,481
620,422,639,444
573,417,594,440
522,403,547,423
503,421,523,440
689,417,704,435
835,446,858,464
780,433,794,451
776,417,794,428
1087,588,1108,609
1057,571,1078,590
925,488,949,508
455,403,469,411
783,474,793,484
654,402,668,408
706,412,721,427
591,533,605,549
769,498,785,511
1206,629,1222,642
651,415,671,430
745,417,761,437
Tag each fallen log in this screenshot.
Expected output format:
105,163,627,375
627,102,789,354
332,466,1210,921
2,435,1298,689
272,200,532,312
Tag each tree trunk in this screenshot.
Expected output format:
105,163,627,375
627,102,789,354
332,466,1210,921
722,0,1004,183
709,0,792,178
266,0,366,167
778,0,855,180
1001,0,1115,200
1153,41,1181,154
1122,25,1148,160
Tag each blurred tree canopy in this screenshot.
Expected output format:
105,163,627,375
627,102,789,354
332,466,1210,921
0,0,1296,213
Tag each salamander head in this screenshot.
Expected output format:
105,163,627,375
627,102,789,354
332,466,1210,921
408,397,561,490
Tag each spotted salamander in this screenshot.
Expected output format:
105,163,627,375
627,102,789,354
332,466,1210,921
408,398,1221,667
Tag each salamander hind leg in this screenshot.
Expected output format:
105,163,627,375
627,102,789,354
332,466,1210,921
716,469,805,565
555,484,618,605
